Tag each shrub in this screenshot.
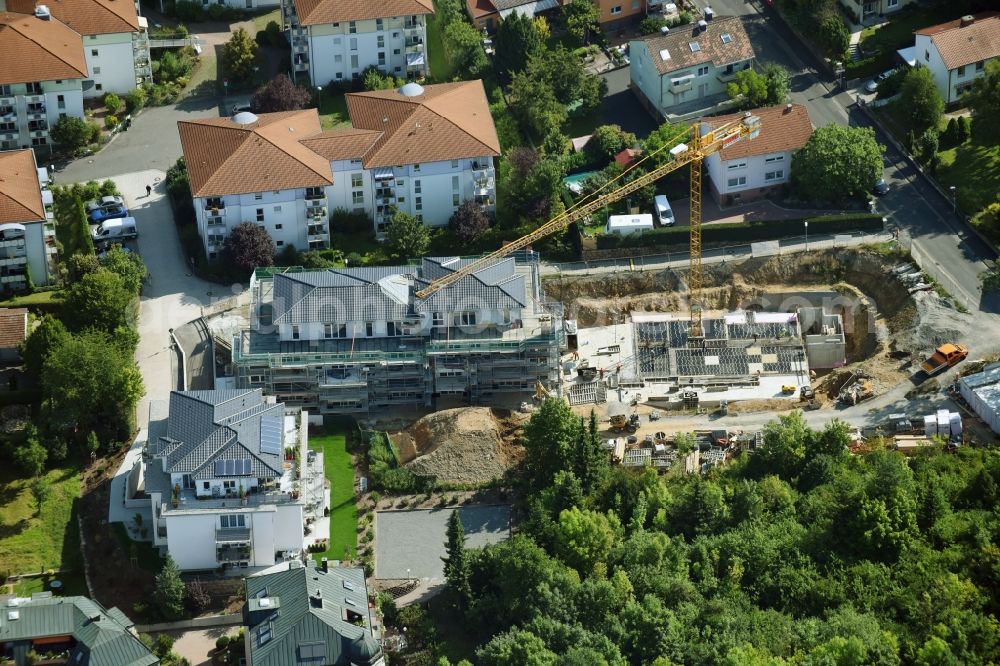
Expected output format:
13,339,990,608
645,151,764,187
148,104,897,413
215,635,231,651
50,116,91,151
172,0,205,22
330,208,373,234
124,87,147,113
103,93,123,115
104,115,119,130
959,115,972,142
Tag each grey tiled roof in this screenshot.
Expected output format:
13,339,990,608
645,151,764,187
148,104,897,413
271,257,527,325
155,390,285,480
244,561,375,666
0,595,157,666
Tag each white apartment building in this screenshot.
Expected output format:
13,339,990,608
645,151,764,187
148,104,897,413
0,10,88,151
130,389,315,572
701,103,814,205
911,12,999,105
0,149,57,288
630,16,755,119
282,0,432,86
6,0,151,98
177,81,500,260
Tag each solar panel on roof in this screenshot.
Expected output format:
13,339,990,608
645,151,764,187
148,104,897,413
298,642,326,661
226,459,235,475
215,460,225,476
260,416,283,455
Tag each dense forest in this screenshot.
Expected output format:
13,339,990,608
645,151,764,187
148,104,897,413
427,400,999,665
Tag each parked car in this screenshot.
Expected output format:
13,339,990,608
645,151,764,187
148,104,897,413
89,203,128,223
85,195,124,214
864,68,897,93
654,194,675,226
92,216,137,246
873,178,890,196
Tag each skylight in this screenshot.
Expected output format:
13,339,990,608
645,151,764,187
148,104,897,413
721,33,733,44
689,42,701,52
659,48,671,61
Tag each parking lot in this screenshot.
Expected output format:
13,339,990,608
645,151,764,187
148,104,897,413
375,506,511,581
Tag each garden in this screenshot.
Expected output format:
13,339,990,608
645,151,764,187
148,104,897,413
307,422,359,564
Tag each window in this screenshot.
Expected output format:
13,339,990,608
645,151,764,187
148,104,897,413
413,163,421,172
26,82,42,94
724,64,735,75
93,67,101,75
365,321,373,336
925,50,930,62
414,180,421,193
221,514,246,528
415,196,422,211
351,173,363,188
350,37,358,51
376,18,383,31
632,0,639,7
461,311,477,326
727,176,747,188
256,208,264,222
721,33,732,44
452,175,459,190
335,54,342,63
254,192,263,200
57,94,65,109
764,155,784,163
352,191,364,205
291,325,301,339
452,193,460,206
386,322,402,336
697,66,709,76
393,48,401,55
273,205,281,212
957,65,966,77
432,312,444,326
610,5,621,14
377,35,385,48
396,196,405,204
91,48,99,56
351,54,359,69
764,170,784,181
336,72,343,79
275,224,283,230
727,160,747,170
689,42,701,53
349,21,357,33
451,160,459,168
324,323,346,338
378,52,386,65
887,0,898,6
976,60,985,71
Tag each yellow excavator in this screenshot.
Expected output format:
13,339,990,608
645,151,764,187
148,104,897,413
414,113,762,339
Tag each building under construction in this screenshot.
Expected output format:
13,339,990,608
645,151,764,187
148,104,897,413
232,254,563,415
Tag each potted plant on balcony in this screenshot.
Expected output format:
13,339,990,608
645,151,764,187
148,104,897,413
171,484,180,509
239,486,247,506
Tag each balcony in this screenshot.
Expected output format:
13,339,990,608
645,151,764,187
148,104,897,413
293,55,310,72
0,97,14,107
304,190,326,203
308,232,330,246
716,67,742,83
215,526,252,543
292,37,308,52
204,201,226,213
217,544,252,564
307,222,327,235
291,27,307,39
474,178,494,197
305,204,326,218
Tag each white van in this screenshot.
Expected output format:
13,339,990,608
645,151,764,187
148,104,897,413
92,216,137,244
654,195,674,226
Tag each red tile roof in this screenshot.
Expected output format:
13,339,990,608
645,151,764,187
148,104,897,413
0,149,46,224
0,11,88,85
0,308,28,350
292,0,433,27
703,103,813,160
6,0,139,35
915,12,1000,70
636,16,754,76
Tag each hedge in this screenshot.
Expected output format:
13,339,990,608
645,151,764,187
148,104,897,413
845,52,895,80
594,214,884,250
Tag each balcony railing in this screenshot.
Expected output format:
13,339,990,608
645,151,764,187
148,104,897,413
215,526,252,543
305,204,326,218
304,191,326,202
205,202,226,212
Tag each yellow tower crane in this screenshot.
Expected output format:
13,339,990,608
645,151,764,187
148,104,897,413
415,113,762,340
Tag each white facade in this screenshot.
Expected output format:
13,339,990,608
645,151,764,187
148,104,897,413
0,81,85,152
958,363,1000,435
285,9,429,86
193,156,495,257
81,30,150,98
629,41,752,118
204,0,280,9
161,503,305,571
914,31,995,104
704,149,791,201
606,213,654,235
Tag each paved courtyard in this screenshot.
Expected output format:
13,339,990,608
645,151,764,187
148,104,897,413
375,506,511,582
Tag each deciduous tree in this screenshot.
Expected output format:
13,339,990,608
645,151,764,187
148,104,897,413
449,200,490,242
443,20,488,80
50,116,92,151
30,477,51,516
791,125,884,204
965,60,1000,144
385,210,429,259
587,125,636,162
100,244,147,294
898,67,944,134
223,222,274,273
222,28,258,84
250,73,311,112
555,507,620,574
14,438,47,477
63,268,137,335
495,12,542,82
20,315,69,381
564,0,599,45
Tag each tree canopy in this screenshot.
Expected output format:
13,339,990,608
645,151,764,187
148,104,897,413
897,67,944,134
386,210,430,259
223,222,274,274
221,28,258,83
965,60,1000,144
791,125,884,204
449,200,491,242
727,64,791,110
250,73,312,113
494,12,543,83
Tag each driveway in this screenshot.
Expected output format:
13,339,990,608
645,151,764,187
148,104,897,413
159,627,240,666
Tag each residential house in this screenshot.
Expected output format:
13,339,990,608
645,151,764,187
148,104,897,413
630,16,755,119
6,0,151,97
0,593,158,666
243,559,383,666
233,255,564,415
0,149,57,287
701,103,813,205
0,307,27,364
0,10,88,151
912,12,1000,104
596,0,645,29
132,389,315,572
838,0,917,23
465,0,563,32
282,0,432,86
177,81,500,259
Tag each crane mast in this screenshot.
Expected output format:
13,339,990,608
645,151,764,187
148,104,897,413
415,114,762,339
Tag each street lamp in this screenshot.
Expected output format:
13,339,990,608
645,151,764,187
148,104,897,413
317,85,323,111
949,185,956,213
804,220,809,252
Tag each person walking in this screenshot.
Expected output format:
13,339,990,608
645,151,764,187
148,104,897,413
146,184,152,197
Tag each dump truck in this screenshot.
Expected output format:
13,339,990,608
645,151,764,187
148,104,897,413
799,386,815,401
920,343,968,376
608,401,638,432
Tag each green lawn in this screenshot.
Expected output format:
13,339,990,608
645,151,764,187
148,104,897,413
426,9,454,82
937,140,1000,216
859,6,962,54
0,290,62,309
14,571,88,597
318,92,351,130
251,8,281,33
309,426,357,562
184,52,219,99
0,465,82,577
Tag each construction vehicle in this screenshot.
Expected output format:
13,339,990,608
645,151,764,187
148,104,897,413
781,384,796,394
839,375,874,405
920,343,968,376
413,114,763,340
533,380,551,402
799,385,815,401
608,401,638,432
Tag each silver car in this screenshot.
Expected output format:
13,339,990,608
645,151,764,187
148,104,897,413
864,68,897,93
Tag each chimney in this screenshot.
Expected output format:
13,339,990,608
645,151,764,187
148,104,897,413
34,5,51,19
660,25,669,35
310,589,323,608
960,15,974,27
321,557,329,573
784,103,793,114
704,6,714,20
